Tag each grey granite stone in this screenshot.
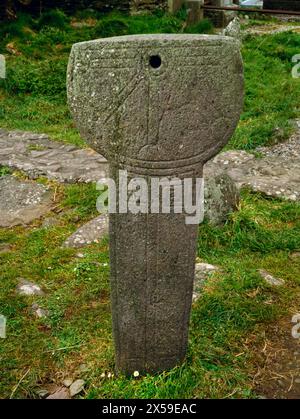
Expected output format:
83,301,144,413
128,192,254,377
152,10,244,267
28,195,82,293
31,303,49,318
205,142,300,201
69,379,85,397
46,387,70,399
0,175,53,227
16,279,45,296
63,213,108,248
259,269,285,287
67,34,244,374
193,262,219,301
204,171,239,225
0,129,108,183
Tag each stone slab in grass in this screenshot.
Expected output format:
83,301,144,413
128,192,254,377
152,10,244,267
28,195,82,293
0,129,108,183
63,213,109,248
16,278,45,296
206,149,300,202
0,175,53,227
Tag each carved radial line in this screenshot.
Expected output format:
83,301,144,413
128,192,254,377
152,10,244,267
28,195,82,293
111,214,121,364
154,214,159,363
103,54,144,126
144,209,148,368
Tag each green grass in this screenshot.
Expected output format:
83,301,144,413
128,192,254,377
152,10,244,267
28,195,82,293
0,185,299,399
2,13,299,149
229,32,300,150
1,13,300,398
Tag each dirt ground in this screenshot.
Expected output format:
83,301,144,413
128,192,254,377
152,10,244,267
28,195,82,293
253,316,300,399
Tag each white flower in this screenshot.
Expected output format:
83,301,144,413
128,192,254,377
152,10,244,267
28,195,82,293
133,371,139,378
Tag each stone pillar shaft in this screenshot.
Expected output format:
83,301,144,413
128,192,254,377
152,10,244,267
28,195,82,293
67,34,243,374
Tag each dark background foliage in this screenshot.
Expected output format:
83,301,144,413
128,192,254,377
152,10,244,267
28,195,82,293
0,0,169,21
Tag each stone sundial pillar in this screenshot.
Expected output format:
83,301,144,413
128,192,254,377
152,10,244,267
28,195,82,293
67,34,243,374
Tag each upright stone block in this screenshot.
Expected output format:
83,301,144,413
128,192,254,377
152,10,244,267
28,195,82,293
67,34,243,374
168,0,185,13
186,0,204,26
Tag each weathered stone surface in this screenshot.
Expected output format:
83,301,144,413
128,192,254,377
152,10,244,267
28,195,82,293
63,379,73,388
46,387,70,399
67,34,243,374
69,379,85,397
259,269,285,287
193,262,219,301
0,175,53,227
223,17,241,39
16,279,45,296
0,129,108,183
63,214,108,248
204,171,239,225
31,303,49,318
206,143,300,201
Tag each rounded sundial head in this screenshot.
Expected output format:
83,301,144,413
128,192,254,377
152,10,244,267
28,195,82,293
67,34,243,176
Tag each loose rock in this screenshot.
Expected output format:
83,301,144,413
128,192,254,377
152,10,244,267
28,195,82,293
259,269,285,287
63,379,73,388
203,171,239,225
63,214,109,248
31,303,49,318
193,262,219,301
16,279,45,296
69,379,85,397
46,387,70,399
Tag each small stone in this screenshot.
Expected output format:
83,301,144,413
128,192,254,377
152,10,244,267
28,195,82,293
69,379,85,397
259,269,285,287
36,389,49,398
16,279,45,296
46,387,70,399
67,34,244,374
202,171,240,226
223,17,241,40
42,217,59,228
193,263,219,301
63,379,73,388
295,378,300,384
31,303,49,318
63,214,108,248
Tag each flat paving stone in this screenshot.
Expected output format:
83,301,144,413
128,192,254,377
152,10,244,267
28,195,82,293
0,129,108,183
0,175,53,227
63,213,109,248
